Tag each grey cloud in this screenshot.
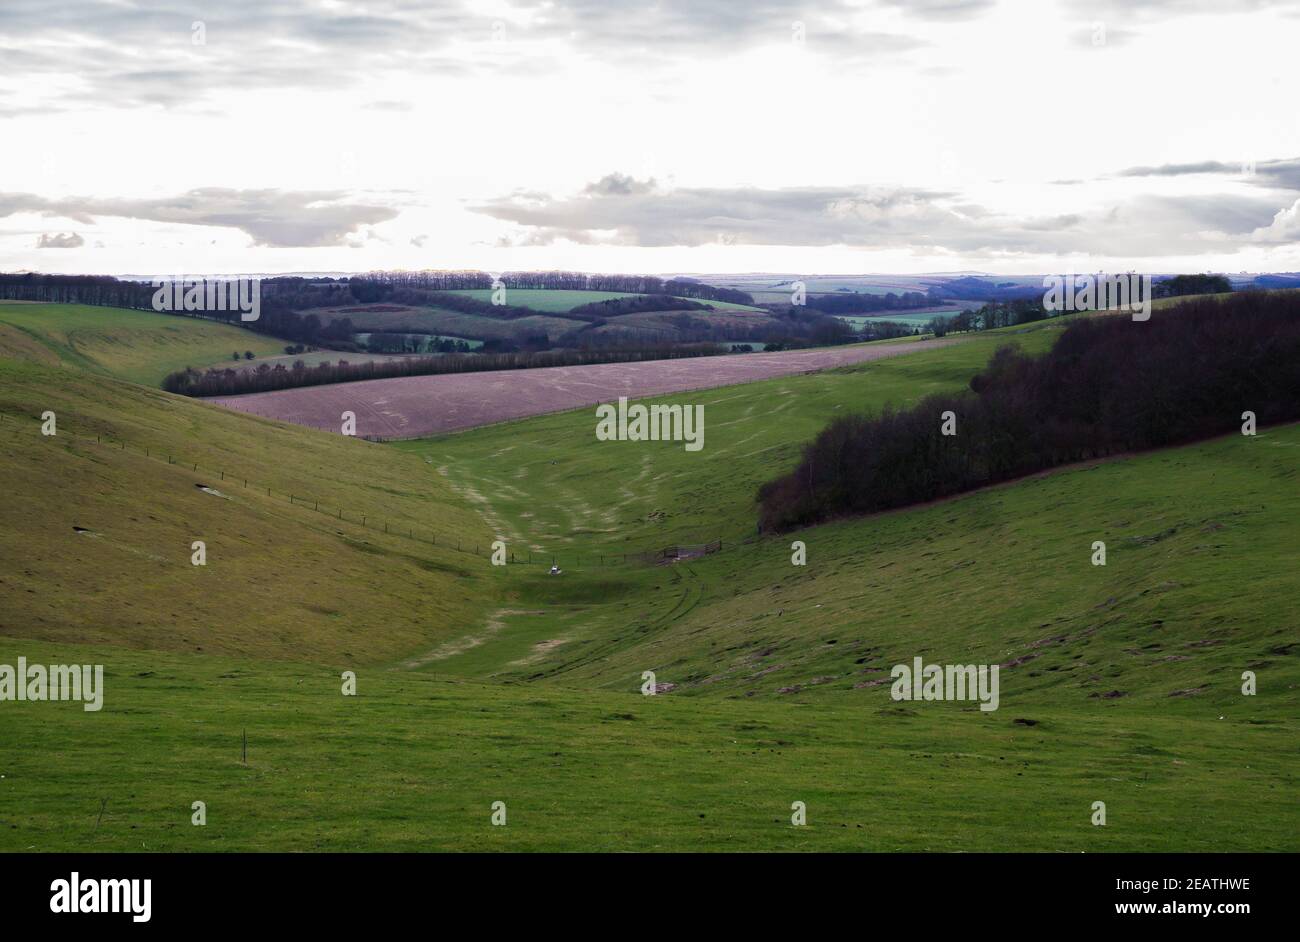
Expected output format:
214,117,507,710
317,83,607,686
0,188,398,247
878,0,997,20
584,174,658,197
1117,157,1300,190
472,174,1292,256
36,231,84,248
0,1,946,111
364,100,414,112
0,1,474,111
1120,160,1242,177
1066,0,1299,12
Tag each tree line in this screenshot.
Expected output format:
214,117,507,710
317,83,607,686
757,290,1300,532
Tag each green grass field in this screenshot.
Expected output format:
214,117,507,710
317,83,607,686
3,635,1292,851
0,303,284,386
352,332,484,352
311,304,581,343
0,301,1295,852
441,288,765,313
834,311,959,329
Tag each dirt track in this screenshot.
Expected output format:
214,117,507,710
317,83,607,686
205,340,951,439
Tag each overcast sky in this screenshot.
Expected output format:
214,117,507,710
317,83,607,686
2,0,1299,276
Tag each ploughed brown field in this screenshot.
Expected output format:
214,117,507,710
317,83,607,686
204,340,949,439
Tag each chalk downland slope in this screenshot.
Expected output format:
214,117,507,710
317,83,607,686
0,356,495,662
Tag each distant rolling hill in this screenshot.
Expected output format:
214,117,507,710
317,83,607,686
0,302,285,387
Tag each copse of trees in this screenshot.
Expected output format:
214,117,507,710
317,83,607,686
856,320,919,341
802,290,934,315
0,272,155,309
567,294,706,318
1153,273,1232,298
757,290,1300,532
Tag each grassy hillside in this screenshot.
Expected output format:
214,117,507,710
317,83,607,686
453,424,1299,704
0,356,495,662
0,302,285,386
1,301,1294,853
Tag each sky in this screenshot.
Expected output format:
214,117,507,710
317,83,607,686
2,0,1299,277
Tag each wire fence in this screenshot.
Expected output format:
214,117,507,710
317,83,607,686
1,410,752,569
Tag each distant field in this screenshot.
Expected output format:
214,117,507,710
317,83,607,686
0,302,283,386
206,340,953,439
203,349,425,373
353,332,483,351
834,311,960,329
441,288,765,314
443,288,646,312
308,304,580,342
590,308,782,342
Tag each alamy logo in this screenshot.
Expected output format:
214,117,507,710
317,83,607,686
152,275,261,321
595,397,704,452
1042,272,1151,321
50,872,151,923
890,657,999,712
0,657,103,711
